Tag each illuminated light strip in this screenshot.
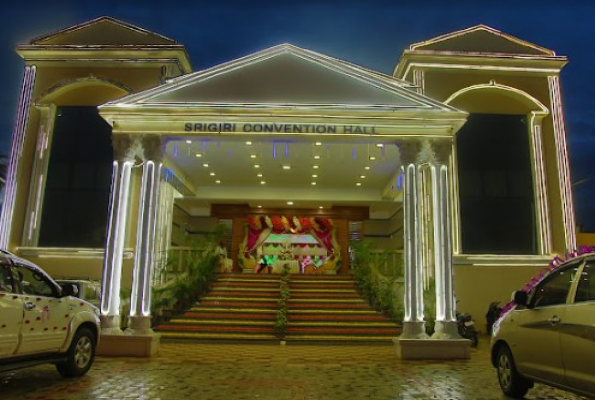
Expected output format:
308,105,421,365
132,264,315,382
0,66,36,249
101,160,133,316
531,118,552,254
409,25,556,56
548,76,576,251
431,164,444,321
401,62,561,82
444,82,549,113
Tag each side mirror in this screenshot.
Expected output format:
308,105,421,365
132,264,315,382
60,283,79,297
513,291,529,307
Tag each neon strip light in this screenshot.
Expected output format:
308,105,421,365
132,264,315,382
0,66,36,249
531,118,552,254
401,63,560,82
548,76,576,251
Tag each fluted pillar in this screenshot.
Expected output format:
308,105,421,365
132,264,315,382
430,141,459,339
100,135,136,334
128,135,163,335
399,140,428,339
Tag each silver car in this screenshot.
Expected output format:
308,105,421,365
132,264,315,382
490,252,595,398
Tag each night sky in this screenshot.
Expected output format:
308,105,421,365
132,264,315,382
1,0,593,231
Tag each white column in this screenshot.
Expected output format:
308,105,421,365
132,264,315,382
430,141,459,339
100,135,136,334
128,135,163,335
0,65,36,249
399,140,428,339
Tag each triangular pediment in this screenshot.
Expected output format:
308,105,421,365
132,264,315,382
108,44,456,112
30,16,177,46
410,25,555,56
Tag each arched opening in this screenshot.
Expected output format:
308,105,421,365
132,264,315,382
446,83,549,254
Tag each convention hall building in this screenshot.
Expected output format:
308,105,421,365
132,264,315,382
0,17,580,355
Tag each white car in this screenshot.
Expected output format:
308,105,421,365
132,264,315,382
0,251,100,377
491,252,595,399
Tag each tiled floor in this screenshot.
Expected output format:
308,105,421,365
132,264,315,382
0,339,589,400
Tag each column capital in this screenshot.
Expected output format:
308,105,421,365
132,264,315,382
112,134,136,162
141,135,164,162
431,140,452,165
399,140,421,165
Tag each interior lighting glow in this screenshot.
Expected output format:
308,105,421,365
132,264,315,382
202,163,209,167
313,165,319,169
209,172,215,176
257,173,263,177
312,174,318,178
364,166,370,170
250,154,257,159
356,182,362,186
282,165,291,170
319,206,324,209
246,141,252,145
215,180,221,184
257,205,262,208
186,140,192,144
369,156,376,161
311,182,317,185
287,201,294,205
254,164,260,168
195,153,202,158
360,175,366,179
376,143,384,148
314,155,321,160
260,181,266,185
315,142,322,146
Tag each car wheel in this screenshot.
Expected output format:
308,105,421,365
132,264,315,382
56,327,96,377
497,345,531,398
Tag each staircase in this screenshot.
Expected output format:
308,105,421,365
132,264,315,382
154,274,279,341
155,273,401,344
286,275,402,343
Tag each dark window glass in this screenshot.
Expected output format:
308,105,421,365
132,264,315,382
532,263,578,307
575,261,595,303
457,114,536,254
38,107,112,248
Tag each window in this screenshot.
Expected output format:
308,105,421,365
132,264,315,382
532,263,579,307
457,114,536,254
38,106,113,248
575,261,595,303
0,263,12,292
13,264,56,297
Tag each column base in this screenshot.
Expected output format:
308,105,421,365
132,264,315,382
96,333,160,357
399,321,430,339
100,315,123,335
431,320,461,340
126,315,155,336
393,338,471,360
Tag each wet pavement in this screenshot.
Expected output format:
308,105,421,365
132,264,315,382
0,338,589,400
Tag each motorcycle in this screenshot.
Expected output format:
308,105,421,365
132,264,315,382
485,301,502,335
457,312,478,347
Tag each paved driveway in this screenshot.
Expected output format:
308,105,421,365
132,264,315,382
0,341,589,400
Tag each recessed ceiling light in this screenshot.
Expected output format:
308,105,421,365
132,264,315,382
250,154,257,159
254,164,260,168
360,175,366,179
257,205,262,208
376,143,384,148
186,140,192,144
364,166,370,170
195,153,202,158
312,174,318,178
282,165,291,170
260,181,266,185
246,141,252,145
257,173,263,177
319,206,324,209
315,142,322,146
311,182,317,185
202,163,209,167
369,156,376,161
210,172,215,176
356,182,362,186
287,201,294,205
313,165,319,169
314,155,321,160
215,180,221,184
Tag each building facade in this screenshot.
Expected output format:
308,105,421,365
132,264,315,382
1,17,576,346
